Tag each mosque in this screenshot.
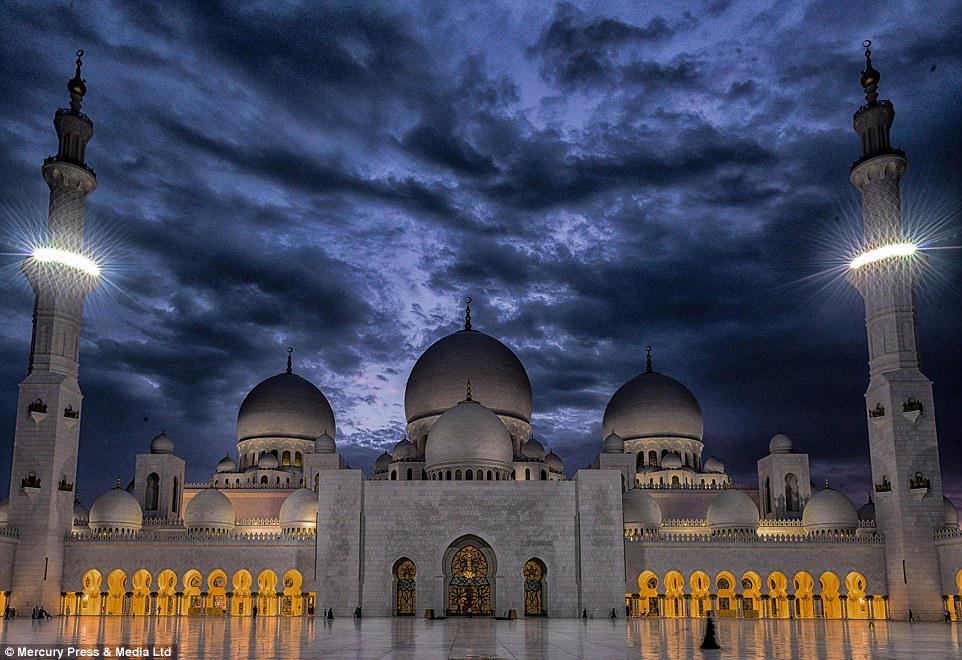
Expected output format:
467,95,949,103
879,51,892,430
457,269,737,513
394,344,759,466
1,46,960,622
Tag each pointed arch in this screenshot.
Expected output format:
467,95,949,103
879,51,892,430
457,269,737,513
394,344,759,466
845,571,869,619
443,535,496,616
182,569,202,615
767,571,789,618
105,569,127,615
636,571,659,617
207,570,228,614
793,572,815,618
231,570,253,616
523,558,547,616
740,571,762,618
819,572,842,619
689,571,710,617
664,571,685,618
257,570,278,616
156,569,177,616
714,571,737,618
393,558,417,616
79,569,103,615
131,569,152,615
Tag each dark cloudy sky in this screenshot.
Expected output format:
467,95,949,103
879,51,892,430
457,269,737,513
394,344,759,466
1,1,960,507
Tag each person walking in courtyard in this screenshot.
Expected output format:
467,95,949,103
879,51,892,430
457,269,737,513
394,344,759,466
909,609,915,623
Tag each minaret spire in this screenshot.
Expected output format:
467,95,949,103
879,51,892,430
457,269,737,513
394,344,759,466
464,297,472,330
68,49,87,113
645,346,653,373
847,43,944,620
287,347,293,374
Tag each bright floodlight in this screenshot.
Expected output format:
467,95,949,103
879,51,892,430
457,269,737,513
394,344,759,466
31,247,101,277
849,242,918,270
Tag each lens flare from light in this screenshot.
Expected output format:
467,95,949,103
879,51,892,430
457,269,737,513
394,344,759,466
31,247,102,277
849,242,918,270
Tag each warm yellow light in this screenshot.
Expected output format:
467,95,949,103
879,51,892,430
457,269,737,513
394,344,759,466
30,247,101,277
849,242,917,270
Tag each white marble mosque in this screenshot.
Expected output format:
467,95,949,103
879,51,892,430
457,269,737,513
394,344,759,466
1,46,961,626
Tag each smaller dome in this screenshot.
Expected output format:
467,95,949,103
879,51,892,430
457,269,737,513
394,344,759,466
802,487,858,533
857,498,875,522
623,489,662,528
258,453,279,470
769,433,793,454
521,438,545,460
150,432,174,454
216,456,237,473
392,438,418,461
662,452,683,470
374,451,393,473
280,489,318,530
602,433,624,454
0,499,9,527
945,496,959,528
424,399,513,470
545,451,564,473
89,487,143,532
703,457,724,473
707,490,759,532
185,488,235,531
315,432,336,454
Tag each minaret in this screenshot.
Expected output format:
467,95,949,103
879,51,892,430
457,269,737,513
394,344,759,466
7,51,99,612
847,41,944,620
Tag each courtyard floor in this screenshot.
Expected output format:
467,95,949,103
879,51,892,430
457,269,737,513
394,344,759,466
1,616,961,659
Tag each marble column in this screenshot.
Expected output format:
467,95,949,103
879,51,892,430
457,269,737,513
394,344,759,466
813,595,823,618
99,592,107,616
840,595,849,619
175,592,183,616
788,595,796,618
226,592,233,616
735,594,744,618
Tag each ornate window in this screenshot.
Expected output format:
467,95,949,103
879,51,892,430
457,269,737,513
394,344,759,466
395,559,416,616
523,558,546,615
145,473,160,511
785,473,799,512
448,546,491,615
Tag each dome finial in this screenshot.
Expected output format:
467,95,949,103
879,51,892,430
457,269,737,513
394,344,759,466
645,346,653,373
464,296,473,330
860,39,880,103
824,478,831,490
465,379,473,402
286,346,293,374
67,49,87,113
114,478,121,489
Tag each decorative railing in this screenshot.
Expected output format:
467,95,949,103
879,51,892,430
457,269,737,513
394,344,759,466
142,517,183,526
635,481,732,491
184,482,296,490
624,528,884,544
662,519,710,528
758,519,804,528
237,518,280,527
935,528,962,540
67,529,314,543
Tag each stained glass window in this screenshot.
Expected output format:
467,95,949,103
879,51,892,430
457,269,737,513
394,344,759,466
523,559,545,615
448,546,491,615
395,559,416,616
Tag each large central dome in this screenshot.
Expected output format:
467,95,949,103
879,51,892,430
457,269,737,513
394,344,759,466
602,370,703,442
405,328,532,450
237,371,336,442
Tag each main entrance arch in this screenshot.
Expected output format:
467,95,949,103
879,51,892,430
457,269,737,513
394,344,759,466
444,535,495,616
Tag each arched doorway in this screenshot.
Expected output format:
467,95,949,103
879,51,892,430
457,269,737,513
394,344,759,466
145,473,160,512
820,572,842,619
664,571,685,617
207,570,228,614
845,572,869,619
740,572,761,618
690,571,710,617
79,569,102,615
131,570,152,615
282,570,303,616
445,537,495,616
257,570,278,616
182,570,202,615
793,572,815,618
715,572,737,618
105,570,126,615
232,570,253,616
523,558,546,616
156,570,177,616
393,558,417,616
767,572,789,618
636,571,659,616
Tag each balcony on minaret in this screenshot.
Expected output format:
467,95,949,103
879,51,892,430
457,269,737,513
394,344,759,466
21,473,42,492
27,398,49,424
63,405,80,428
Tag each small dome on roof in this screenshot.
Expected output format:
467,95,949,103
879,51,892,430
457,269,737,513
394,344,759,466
184,488,234,531
662,452,683,470
374,451,393,473
280,489,318,530
707,490,759,532
945,496,959,528
89,487,143,532
545,451,564,473
769,433,793,454
802,486,858,534
703,457,724,473
425,398,513,470
258,453,279,469
521,437,545,460
315,432,336,454
392,438,418,461
623,489,662,528
216,456,237,473
602,433,624,454
150,432,174,454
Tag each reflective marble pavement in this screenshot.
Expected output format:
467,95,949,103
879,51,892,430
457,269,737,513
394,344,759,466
1,616,961,659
